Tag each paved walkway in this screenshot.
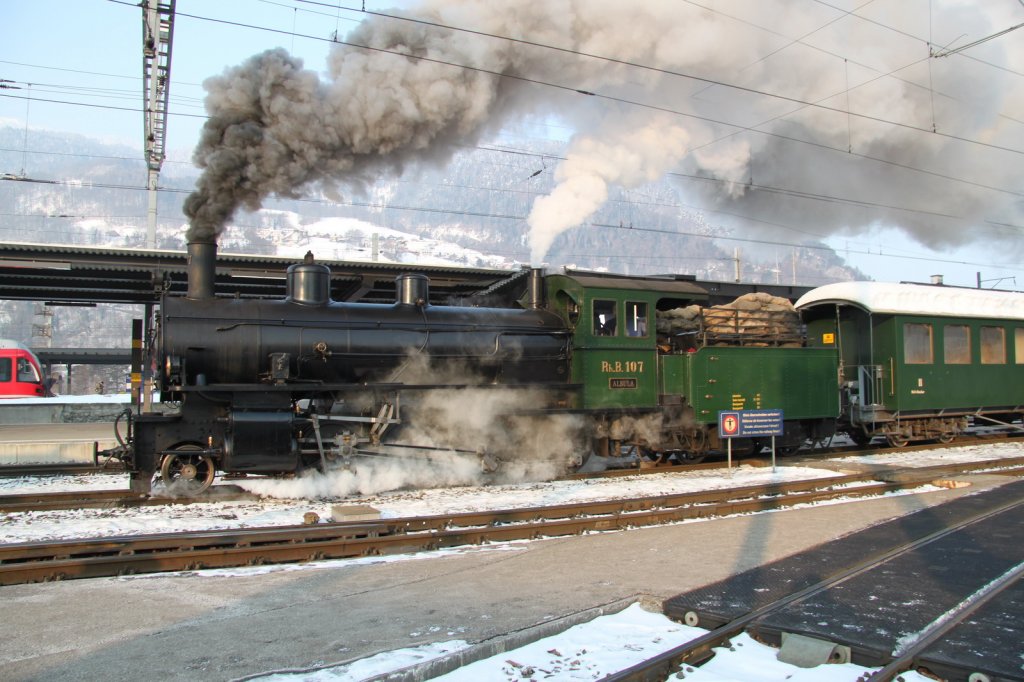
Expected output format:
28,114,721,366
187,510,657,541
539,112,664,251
0,472,1013,681
0,423,115,442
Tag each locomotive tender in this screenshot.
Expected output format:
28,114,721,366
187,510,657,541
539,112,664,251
105,241,1024,495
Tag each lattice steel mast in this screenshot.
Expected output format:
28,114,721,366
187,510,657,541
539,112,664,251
142,0,175,248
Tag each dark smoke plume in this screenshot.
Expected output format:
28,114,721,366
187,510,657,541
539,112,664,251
185,1,1023,263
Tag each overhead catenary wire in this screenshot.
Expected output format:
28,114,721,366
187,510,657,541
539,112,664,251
7,1,1013,225
2,0,1020,283
4,172,1022,274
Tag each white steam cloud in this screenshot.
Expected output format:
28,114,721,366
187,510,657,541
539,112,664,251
527,115,690,264
238,353,588,500
186,1,1022,264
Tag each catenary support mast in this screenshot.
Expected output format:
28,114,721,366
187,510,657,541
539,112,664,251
142,0,175,249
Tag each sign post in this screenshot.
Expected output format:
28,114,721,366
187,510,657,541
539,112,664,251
717,409,785,471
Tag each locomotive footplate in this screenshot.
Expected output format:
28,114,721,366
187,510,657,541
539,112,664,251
663,479,1024,678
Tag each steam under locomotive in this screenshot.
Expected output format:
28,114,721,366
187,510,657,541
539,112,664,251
102,241,1024,496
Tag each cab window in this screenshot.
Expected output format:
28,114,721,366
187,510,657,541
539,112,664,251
981,326,1006,364
0,358,10,382
625,301,648,337
593,300,617,336
903,323,932,364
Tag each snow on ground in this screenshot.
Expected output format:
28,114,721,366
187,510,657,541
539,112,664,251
0,464,839,543
834,440,1023,468
1,441,1022,545
2,445,1015,681
248,603,933,682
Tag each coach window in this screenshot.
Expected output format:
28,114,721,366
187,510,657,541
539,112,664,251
903,323,933,364
981,326,1006,364
1016,328,1024,364
943,325,971,364
625,301,648,337
593,300,617,336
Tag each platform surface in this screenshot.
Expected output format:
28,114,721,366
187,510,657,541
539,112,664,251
0,423,116,442
1,469,1019,681
664,478,1024,679
0,423,119,464
918,576,1024,680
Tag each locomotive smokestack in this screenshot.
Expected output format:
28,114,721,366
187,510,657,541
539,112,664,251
528,268,545,309
186,239,217,300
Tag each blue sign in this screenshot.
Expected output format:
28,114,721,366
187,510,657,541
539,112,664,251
718,409,784,438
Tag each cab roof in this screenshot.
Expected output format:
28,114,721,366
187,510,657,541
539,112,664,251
557,272,707,297
795,281,1024,321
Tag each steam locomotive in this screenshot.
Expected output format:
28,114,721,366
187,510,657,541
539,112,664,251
103,241,1024,495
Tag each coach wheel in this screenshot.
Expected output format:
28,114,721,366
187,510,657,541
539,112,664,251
886,433,909,448
849,429,873,446
937,432,956,444
160,445,215,496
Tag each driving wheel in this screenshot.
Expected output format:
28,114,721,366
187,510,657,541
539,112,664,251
160,445,215,496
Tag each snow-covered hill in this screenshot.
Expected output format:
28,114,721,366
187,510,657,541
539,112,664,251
0,126,864,283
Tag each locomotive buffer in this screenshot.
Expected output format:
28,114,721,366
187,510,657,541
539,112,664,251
718,409,784,471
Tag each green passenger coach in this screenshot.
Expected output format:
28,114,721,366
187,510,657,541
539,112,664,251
797,282,1024,446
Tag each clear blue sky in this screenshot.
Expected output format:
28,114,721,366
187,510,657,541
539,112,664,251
0,0,400,150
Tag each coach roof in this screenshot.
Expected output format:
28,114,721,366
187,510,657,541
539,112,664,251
795,281,1024,321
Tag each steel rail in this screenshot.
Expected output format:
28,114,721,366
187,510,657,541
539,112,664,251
867,563,1024,682
4,453,1022,515
1,427,1018,483
0,472,950,586
0,462,122,478
571,434,1024,480
0,488,258,513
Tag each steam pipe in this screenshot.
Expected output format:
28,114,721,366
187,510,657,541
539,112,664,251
187,239,217,300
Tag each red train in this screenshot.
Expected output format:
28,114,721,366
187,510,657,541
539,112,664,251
0,340,45,398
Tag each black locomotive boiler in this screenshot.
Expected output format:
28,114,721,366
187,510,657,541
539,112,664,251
115,241,574,494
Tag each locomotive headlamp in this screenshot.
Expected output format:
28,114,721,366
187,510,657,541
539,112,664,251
165,354,182,383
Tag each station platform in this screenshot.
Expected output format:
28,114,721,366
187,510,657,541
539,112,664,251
0,397,132,464
664,478,1024,680
0,423,120,464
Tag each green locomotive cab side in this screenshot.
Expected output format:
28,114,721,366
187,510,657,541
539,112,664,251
544,272,707,412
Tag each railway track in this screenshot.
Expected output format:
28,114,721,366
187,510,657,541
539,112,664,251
4,449,1024,516
3,459,1021,586
0,486,257,513
1,426,1019,484
606,483,1024,682
0,461,123,478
